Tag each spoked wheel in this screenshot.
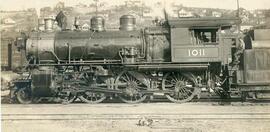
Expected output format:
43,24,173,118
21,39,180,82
16,87,32,104
58,93,77,104
115,71,147,103
78,91,106,104
162,72,198,103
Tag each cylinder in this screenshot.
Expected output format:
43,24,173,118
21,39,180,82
119,15,136,31
44,18,54,31
90,16,105,31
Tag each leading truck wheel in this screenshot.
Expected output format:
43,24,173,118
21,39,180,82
16,87,32,104
162,72,198,103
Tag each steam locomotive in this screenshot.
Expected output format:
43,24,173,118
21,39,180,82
11,14,270,104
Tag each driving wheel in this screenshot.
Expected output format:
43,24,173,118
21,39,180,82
115,71,147,103
162,72,198,103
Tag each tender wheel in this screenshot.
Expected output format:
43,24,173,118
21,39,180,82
162,72,198,103
78,91,106,104
16,87,32,104
115,71,147,103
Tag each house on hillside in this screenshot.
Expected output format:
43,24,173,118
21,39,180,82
82,23,90,30
55,2,65,9
2,18,16,25
212,11,222,17
178,9,193,18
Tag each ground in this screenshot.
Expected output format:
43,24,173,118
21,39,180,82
2,103,270,132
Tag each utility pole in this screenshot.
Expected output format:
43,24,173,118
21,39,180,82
141,0,143,18
237,0,240,18
94,0,99,16
236,0,241,32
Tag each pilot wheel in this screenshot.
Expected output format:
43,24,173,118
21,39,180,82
16,87,32,104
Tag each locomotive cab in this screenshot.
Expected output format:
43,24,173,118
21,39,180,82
168,17,240,64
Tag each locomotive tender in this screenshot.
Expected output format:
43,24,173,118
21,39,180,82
11,15,270,104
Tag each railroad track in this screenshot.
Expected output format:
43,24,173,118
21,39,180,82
2,89,270,105
2,92,270,105
2,113,270,120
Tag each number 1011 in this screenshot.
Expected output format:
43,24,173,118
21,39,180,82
188,49,205,56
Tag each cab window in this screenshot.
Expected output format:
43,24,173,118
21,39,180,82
190,29,218,45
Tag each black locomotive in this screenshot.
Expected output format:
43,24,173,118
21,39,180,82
11,14,270,104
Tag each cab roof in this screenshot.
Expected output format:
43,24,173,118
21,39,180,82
168,17,240,29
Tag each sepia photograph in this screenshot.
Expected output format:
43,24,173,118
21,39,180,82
1,0,270,131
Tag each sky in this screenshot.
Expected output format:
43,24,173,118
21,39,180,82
0,0,270,11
